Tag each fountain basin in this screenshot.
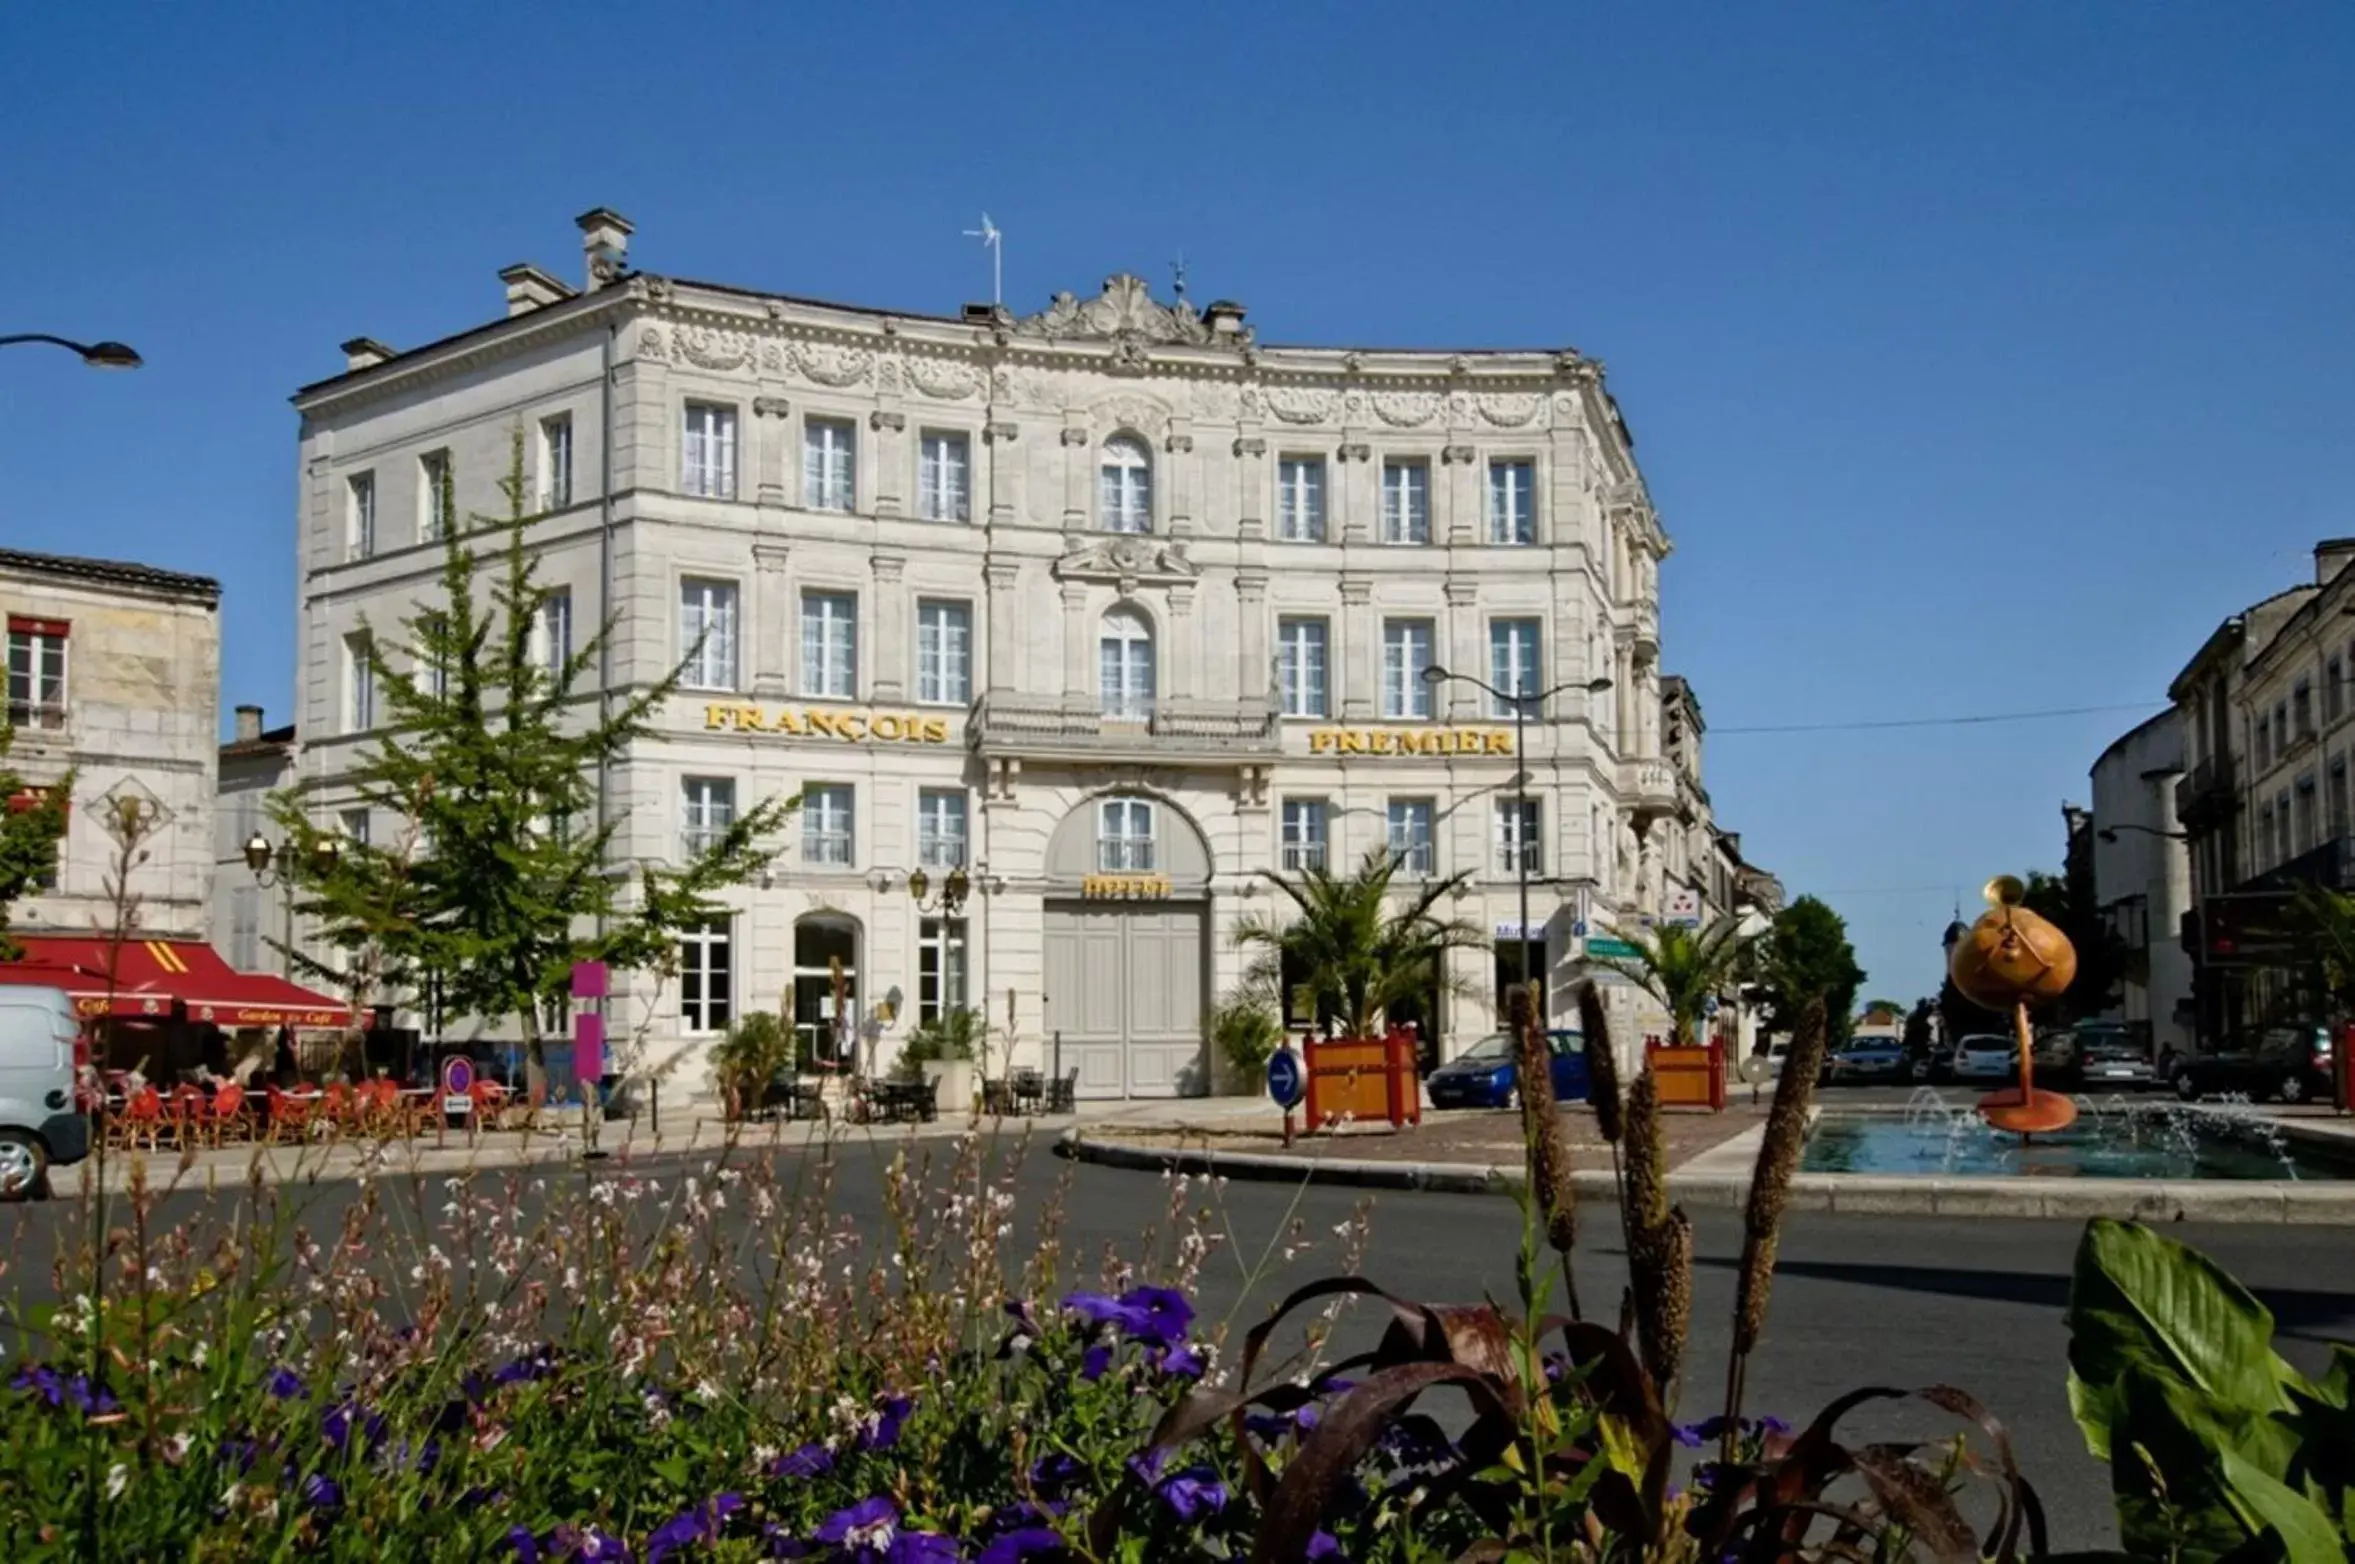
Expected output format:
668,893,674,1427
1801,1095,2355,1182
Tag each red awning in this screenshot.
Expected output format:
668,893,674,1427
0,937,352,1029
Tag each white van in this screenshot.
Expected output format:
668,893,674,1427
0,984,88,1200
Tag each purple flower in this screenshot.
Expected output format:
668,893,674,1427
1150,1342,1205,1380
1079,1345,1113,1382
1756,1415,1791,1437
646,1494,743,1563
1028,1453,1084,1499
812,1496,955,1561
1375,1417,1450,1470
1060,1291,1145,1335
300,1472,342,1511
1306,1533,1345,1561
815,1497,899,1546
1125,1446,1171,1486
977,1528,1067,1564
763,1521,811,1558
768,1442,837,1479
552,1525,632,1563
9,1364,62,1405
503,1526,542,1564
14,1367,121,1417
217,1437,261,1474
1117,1286,1193,1346
1672,1422,1707,1449
323,1402,388,1452
493,1345,559,1387
266,1367,305,1400
856,1395,913,1453
1152,1465,1228,1523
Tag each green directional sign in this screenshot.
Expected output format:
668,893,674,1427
1583,936,1641,960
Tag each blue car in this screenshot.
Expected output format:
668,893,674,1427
1824,1038,1911,1085
1426,1030,1591,1110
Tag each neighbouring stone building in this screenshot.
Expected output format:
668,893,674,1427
211,703,299,975
3,547,221,940
2087,708,2192,1060
285,208,1773,1098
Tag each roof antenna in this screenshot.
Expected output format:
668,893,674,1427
963,213,1002,305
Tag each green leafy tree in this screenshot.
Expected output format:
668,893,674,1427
1755,896,1864,1045
2020,866,2123,1025
1900,996,1935,1053
1591,917,1755,1048
0,728,69,961
1233,848,1487,1039
271,433,794,1083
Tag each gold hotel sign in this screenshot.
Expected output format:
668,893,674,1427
703,704,954,744
1082,873,1173,900
1307,727,1515,756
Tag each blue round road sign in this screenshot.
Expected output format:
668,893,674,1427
1266,1046,1305,1111
442,1055,475,1095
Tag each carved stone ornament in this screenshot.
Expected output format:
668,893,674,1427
1232,436,1267,458
983,420,1020,444
674,324,756,372
1337,442,1372,463
1051,534,1201,592
1477,393,1542,428
909,357,982,400
1371,391,1441,427
1165,433,1195,454
792,341,874,387
1015,272,1254,352
644,277,674,302
752,396,792,418
1059,427,1091,447
1092,392,1170,437
635,326,667,362
869,410,906,432
1441,444,1477,465
876,357,902,392
1264,387,1333,425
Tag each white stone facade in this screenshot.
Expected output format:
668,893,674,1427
288,212,1737,1098
2087,709,2192,1059
2,550,221,941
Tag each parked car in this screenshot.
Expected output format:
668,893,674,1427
1426,1030,1590,1110
2174,1024,2338,1105
2079,1036,2160,1089
2030,1028,2081,1088
0,984,89,1201
1951,1034,2017,1083
1926,1041,1960,1082
1823,1038,1909,1085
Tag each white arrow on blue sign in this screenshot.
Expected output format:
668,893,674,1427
1266,1047,1305,1111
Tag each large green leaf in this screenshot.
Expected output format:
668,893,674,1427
2217,1447,2346,1564
2067,1219,2305,1462
2110,1367,2296,1564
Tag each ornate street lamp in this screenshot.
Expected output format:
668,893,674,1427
907,864,971,916
0,333,143,369
244,831,342,887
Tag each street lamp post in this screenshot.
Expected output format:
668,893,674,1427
0,334,143,369
243,832,342,977
1420,664,1615,1007
2098,824,2191,844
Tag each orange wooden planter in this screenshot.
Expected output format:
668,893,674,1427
1303,1030,1421,1129
1646,1040,1726,1112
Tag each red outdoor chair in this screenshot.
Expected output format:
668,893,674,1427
207,1082,248,1146
117,1086,164,1152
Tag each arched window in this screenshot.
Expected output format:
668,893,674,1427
1099,436,1152,534
1099,605,1155,721
1098,796,1157,871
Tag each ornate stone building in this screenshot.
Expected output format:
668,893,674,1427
288,209,1741,1097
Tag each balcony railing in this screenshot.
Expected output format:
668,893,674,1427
1618,757,1680,823
2175,754,2236,826
969,692,1282,765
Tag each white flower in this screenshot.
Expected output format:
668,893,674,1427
163,1432,191,1464
192,1340,208,1368
221,1481,243,1509
105,1463,128,1499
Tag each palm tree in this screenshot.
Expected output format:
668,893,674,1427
1591,916,1756,1048
1233,849,1488,1039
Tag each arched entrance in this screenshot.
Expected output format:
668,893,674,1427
792,914,862,1072
1040,792,1210,1099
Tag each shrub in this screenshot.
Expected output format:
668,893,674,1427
709,1010,794,1120
1210,996,1282,1092
893,1007,987,1083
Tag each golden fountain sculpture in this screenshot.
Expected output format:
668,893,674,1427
1947,875,2080,1135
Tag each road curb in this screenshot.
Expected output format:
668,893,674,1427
1057,1132,2355,1223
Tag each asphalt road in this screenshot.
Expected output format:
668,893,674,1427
9,1136,2355,1551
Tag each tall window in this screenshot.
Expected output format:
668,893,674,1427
802,784,854,867
1383,619,1436,719
804,416,857,511
683,403,738,498
347,472,376,560
2298,775,2319,853
419,450,452,541
2259,802,2276,867
679,918,732,1033
6,618,68,729
2296,678,2315,737
915,599,971,706
1381,460,1430,545
919,918,969,1023
1100,436,1152,533
1387,798,1436,875
1099,606,1155,720
2256,714,2273,771
1496,798,1541,875
539,414,574,509
2275,703,2290,756
1487,458,1536,545
682,776,735,858
918,430,970,522
2331,656,2347,723
800,590,858,699
415,611,450,701
1276,457,1325,542
1099,797,1156,871
1276,617,1328,718
338,807,371,847
344,632,375,733
2278,788,2294,856
2332,757,2350,840
1489,619,1542,716
679,578,739,691
1281,799,1329,873
229,883,261,971
534,589,572,676
917,788,968,868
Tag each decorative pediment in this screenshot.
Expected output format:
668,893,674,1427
1017,274,1253,353
1051,534,1200,595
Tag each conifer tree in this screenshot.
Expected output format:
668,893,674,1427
271,432,792,1080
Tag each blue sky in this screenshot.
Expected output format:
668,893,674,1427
5,3,2351,997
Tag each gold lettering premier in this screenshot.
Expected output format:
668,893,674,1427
1306,727,1514,756
703,705,952,744
1081,873,1173,900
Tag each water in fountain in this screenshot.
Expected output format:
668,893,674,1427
1802,1084,2333,1180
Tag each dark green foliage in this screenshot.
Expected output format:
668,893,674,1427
0,728,68,961
270,432,793,1062
1756,895,1865,1044
1231,848,1486,1039
1901,996,1936,1052
2022,867,2124,1025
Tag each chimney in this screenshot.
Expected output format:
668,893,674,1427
499,263,577,317
2318,539,2355,585
233,704,263,743
340,337,395,372
576,207,634,290
1203,300,1249,337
